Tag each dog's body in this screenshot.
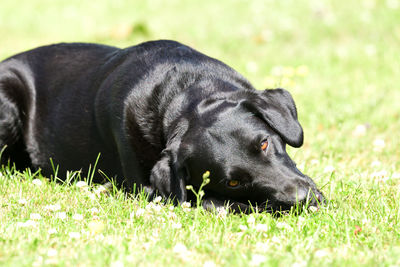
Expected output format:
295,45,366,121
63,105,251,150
0,40,323,212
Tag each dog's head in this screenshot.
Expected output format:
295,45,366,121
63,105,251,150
150,88,324,212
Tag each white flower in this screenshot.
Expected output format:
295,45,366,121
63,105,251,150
138,242,151,251
44,204,61,212
270,236,281,244
30,213,42,220
292,261,307,267
181,202,191,208
90,207,99,215
373,139,385,151
55,212,67,220
32,179,43,186
76,181,88,188
173,243,188,254
48,228,58,234
18,198,27,205
131,208,145,218
392,172,400,179
32,256,43,267
371,170,388,178
310,159,319,166
129,211,135,219
308,206,318,213
94,234,105,241
352,124,367,137
44,259,59,265
94,185,108,196
68,232,81,239
167,211,177,220
152,231,159,239
323,165,335,173
136,208,146,217
88,220,105,235
276,222,289,229
378,176,390,183
149,203,162,213
110,260,124,267
315,249,330,258
181,202,191,212
216,207,228,218
47,249,58,257
249,254,267,266
371,160,381,168
297,216,306,228
153,196,162,203
203,260,216,267
25,220,36,227
255,224,269,232
171,222,182,229
255,242,271,252
247,215,256,225
17,220,36,228
72,213,84,221
16,222,24,228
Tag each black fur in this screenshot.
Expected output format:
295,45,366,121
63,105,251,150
0,40,324,212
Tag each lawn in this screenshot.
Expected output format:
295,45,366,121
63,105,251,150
1,0,400,266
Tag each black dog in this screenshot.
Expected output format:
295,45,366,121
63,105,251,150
0,40,323,212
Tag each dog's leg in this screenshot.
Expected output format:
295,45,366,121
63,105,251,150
0,89,26,168
0,63,32,170
114,133,151,194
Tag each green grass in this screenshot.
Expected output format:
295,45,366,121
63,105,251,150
1,0,400,266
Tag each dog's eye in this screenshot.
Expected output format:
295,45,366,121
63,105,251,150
227,180,240,187
261,140,268,151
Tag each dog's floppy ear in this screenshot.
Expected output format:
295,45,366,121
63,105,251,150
241,88,304,147
149,140,189,204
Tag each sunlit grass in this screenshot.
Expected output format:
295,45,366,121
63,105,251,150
2,166,399,266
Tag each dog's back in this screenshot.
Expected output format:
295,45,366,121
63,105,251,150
0,40,247,181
